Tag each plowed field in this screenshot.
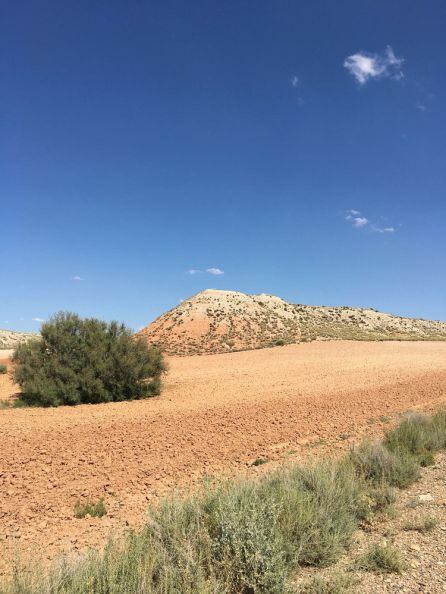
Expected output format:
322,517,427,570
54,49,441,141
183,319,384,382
1,341,445,569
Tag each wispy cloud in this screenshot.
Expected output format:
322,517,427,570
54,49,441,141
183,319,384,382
345,210,396,234
290,74,304,106
371,225,395,233
32,317,45,323
187,268,224,276
344,46,404,85
72,275,85,281
416,103,427,112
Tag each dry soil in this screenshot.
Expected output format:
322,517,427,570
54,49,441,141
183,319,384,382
0,341,445,571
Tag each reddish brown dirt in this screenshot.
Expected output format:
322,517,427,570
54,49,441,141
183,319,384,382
0,341,446,570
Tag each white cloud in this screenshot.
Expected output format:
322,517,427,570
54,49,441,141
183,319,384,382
290,75,299,88
371,225,395,233
353,217,368,228
345,210,397,234
344,46,404,85
32,317,45,323
345,209,361,221
72,275,85,281
188,267,224,276
416,104,427,112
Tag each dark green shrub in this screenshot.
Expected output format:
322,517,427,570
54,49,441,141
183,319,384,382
13,312,166,407
0,363,7,374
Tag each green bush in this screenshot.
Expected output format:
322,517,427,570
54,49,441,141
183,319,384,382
204,481,288,593
384,412,439,466
349,439,420,488
262,460,363,567
12,312,166,407
0,363,7,374
356,544,405,573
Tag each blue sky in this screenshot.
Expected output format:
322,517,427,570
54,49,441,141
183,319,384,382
1,0,445,332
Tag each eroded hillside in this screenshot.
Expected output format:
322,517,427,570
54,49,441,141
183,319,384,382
0,329,36,349
136,289,446,355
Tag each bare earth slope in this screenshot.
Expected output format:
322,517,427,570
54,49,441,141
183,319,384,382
0,341,445,569
0,329,36,349
136,289,446,355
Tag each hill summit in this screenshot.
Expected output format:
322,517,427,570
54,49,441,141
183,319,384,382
136,289,446,356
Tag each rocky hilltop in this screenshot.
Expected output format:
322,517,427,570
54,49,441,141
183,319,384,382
136,289,446,356
0,329,37,350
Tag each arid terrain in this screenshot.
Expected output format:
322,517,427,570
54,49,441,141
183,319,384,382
137,289,446,355
0,330,36,350
1,340,445,573
295,451,446,593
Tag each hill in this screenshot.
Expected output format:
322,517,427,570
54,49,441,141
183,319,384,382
136,289,446,355
0,329,37,349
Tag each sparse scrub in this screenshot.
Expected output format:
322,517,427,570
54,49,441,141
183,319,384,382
299,572,357,593
74,499,107,519
366,484,397,515
356,543,406,574
13,312,166,407
403,515,437,533
251,457,268,466
384,412,439,466
2,409,446,593
0,363,7,374
349,439,420,488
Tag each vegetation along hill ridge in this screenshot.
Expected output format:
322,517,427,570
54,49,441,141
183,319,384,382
136,289,446,355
